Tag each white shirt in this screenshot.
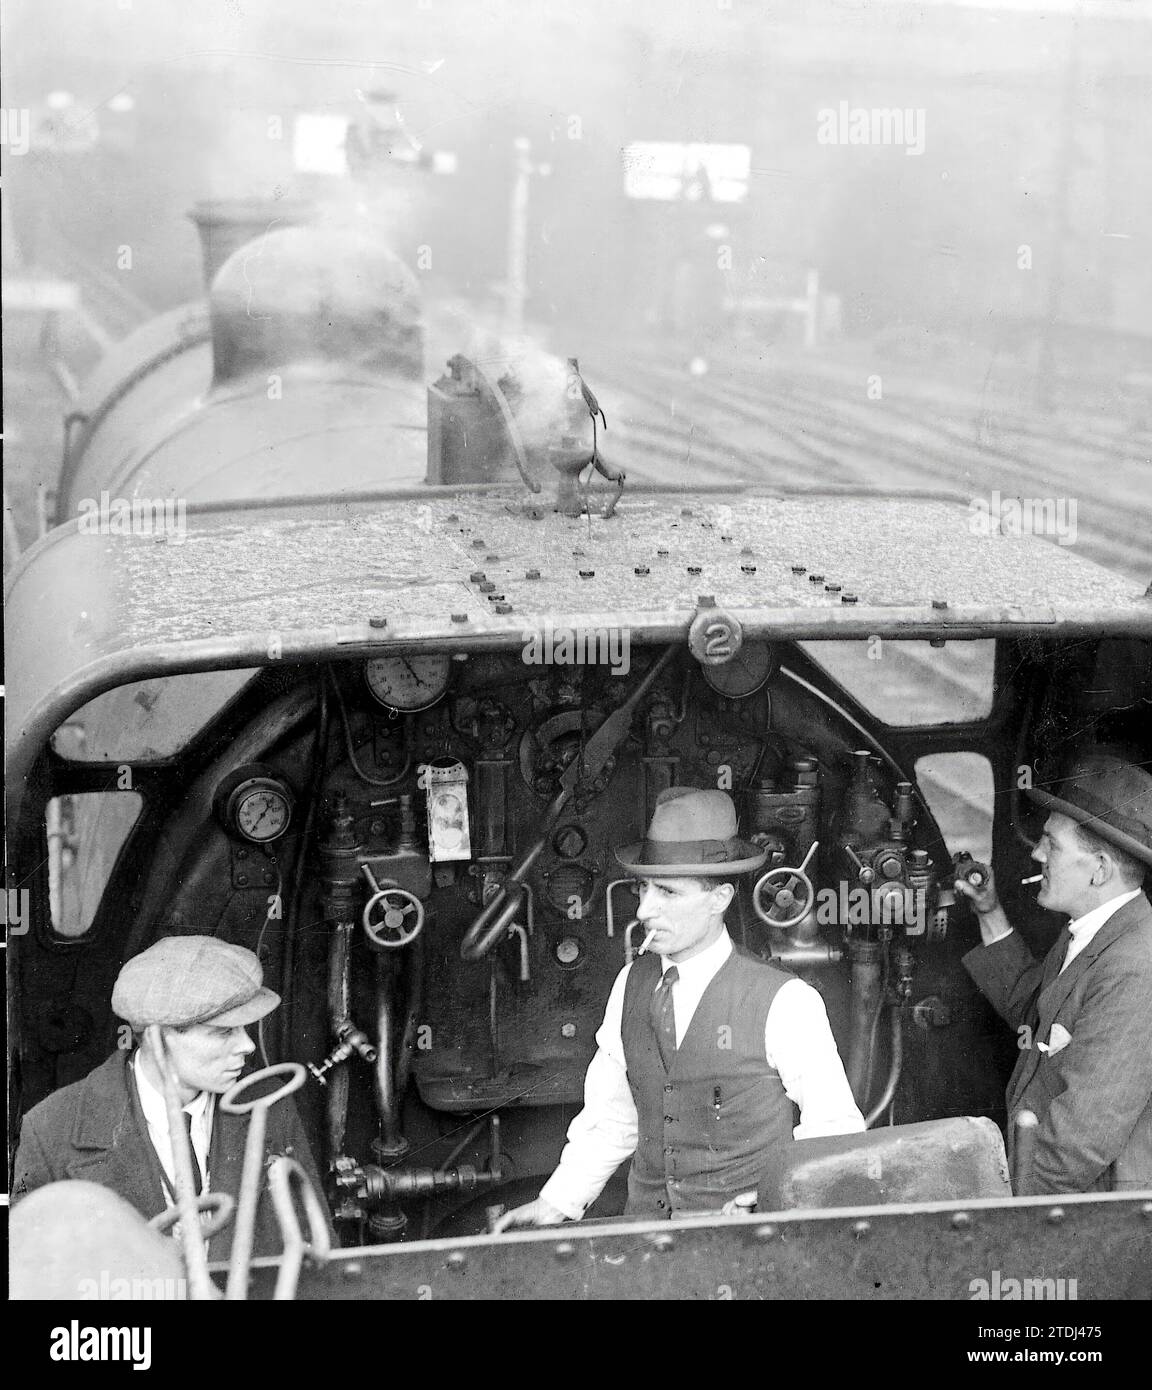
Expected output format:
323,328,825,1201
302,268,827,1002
133,1052,214,1204
1060,888,1142,974
539,931,865,1220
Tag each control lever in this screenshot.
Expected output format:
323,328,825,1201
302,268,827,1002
461,645,677,961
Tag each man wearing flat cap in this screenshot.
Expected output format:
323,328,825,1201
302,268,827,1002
497,788,863,1229
958,753,1152,1195
12,936,328,1258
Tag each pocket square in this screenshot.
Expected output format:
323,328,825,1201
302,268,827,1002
1038,1023,1072,1056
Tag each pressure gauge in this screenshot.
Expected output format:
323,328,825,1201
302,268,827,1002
364,653,452,712
223,776,294,844
701,640,776,699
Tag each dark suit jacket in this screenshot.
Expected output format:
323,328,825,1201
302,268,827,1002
11,1049,331,1261
963,893,1152,1196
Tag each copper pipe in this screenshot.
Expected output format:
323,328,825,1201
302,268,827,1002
325,919,353,1157
847,940,884,1105
146,1026,217,1302
374,955,407,1158
865,1008,904,1128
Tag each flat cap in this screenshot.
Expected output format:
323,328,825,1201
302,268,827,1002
112,936,280,1029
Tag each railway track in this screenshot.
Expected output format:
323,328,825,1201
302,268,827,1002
586,344,1152,585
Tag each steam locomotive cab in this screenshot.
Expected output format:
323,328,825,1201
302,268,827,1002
9,486,1149,1246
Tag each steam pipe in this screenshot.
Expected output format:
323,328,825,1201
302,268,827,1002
325,920,353,1158
846,940,884,1106
374,955,408,1159
865,1007,904,1128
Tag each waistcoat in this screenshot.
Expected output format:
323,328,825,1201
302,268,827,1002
621,945,795,1218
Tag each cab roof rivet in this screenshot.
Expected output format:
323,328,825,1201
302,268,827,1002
369,616,388,629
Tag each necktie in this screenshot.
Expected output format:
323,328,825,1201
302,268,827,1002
182,1110,204,1196
649,965,679,1069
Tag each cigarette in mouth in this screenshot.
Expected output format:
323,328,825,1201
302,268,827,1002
637,928,658,956
1021,874,1043,885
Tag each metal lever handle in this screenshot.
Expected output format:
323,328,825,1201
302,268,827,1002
221,1062,308,1302
267,1155,333,1301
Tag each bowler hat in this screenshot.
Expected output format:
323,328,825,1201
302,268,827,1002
614,787,768,877
112,936,280,1029
1026,753,1152,870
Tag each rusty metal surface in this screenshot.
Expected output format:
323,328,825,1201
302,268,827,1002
7,490,1150,817
234,1191,1152,1301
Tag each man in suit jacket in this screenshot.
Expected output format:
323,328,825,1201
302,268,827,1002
960,753,1152,1196
12,935,329,1260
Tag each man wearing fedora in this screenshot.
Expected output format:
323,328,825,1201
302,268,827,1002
12,935,329,1258
497,787,864,1229
958,753,1152,1196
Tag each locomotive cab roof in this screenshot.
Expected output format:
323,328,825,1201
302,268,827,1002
7,483,1149,823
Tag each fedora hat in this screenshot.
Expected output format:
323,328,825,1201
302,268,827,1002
614,787,768,877
1026,752,1152,870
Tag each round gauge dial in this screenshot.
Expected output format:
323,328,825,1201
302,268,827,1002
701,640,776,699
226,777,293,844
364,653,452,712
